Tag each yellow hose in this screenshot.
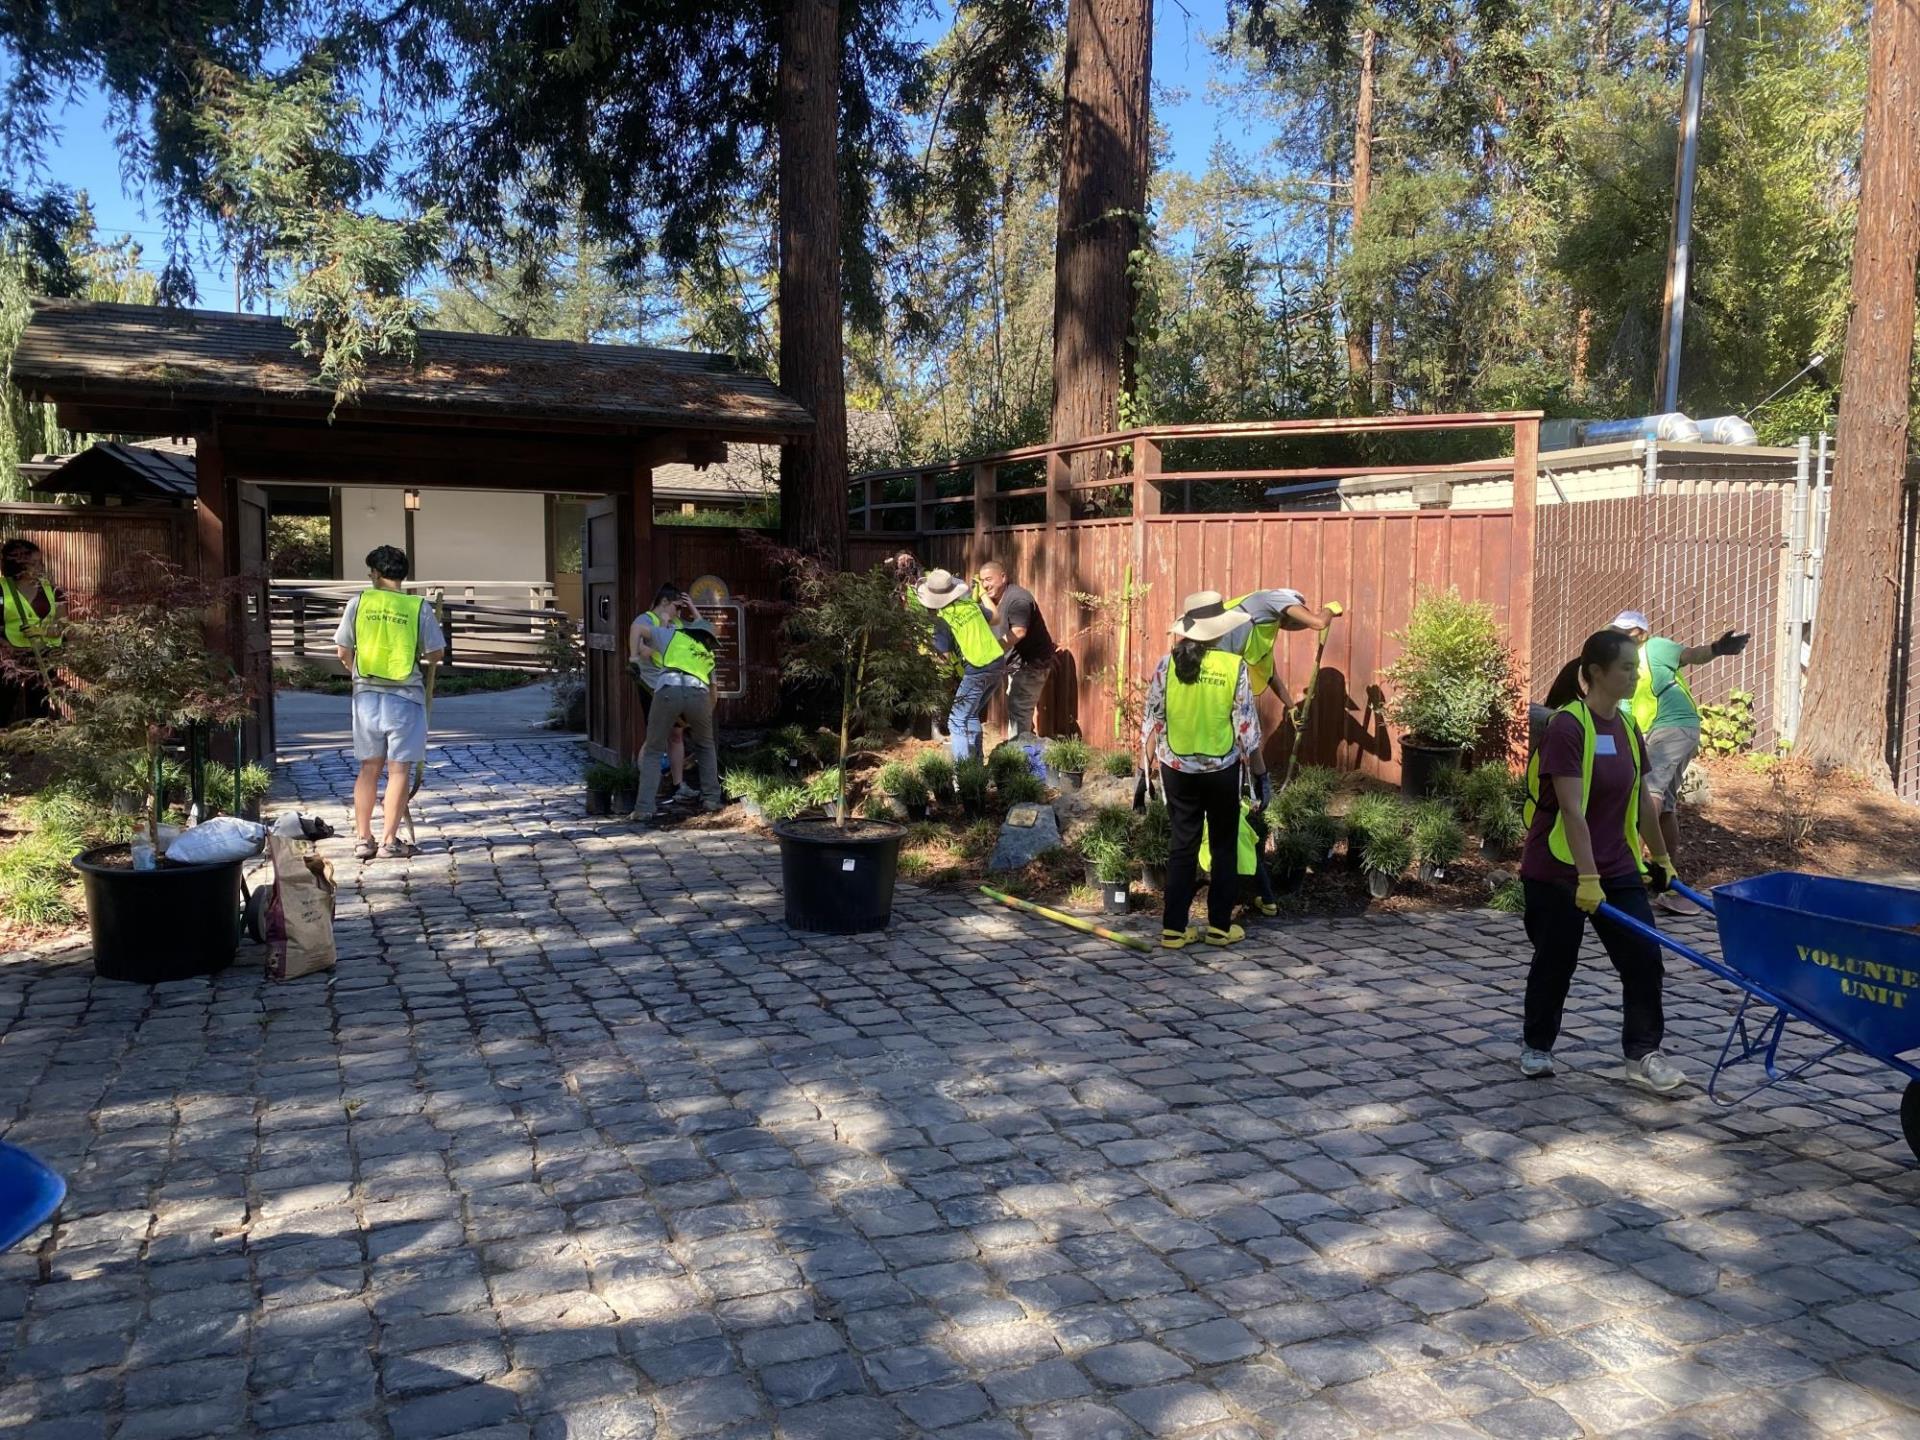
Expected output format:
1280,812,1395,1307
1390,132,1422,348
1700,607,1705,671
979,886,1152,951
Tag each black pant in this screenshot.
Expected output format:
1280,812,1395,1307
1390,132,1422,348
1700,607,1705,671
1522,877,1665,1060
1162,763,1242,932
1246,809,1276,906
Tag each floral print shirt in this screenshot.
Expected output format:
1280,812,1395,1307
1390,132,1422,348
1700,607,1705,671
1139,654,1263,773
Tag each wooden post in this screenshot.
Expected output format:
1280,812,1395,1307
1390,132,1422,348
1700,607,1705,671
194,423,247,763
972,462,995,567
1510,416,1540,696
620,452,656,761
292,592,307,660
1129,433,1162,735
915,469,934,536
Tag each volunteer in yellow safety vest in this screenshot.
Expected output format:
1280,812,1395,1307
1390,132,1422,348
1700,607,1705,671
916,568,1007,762
333,545,446,861
629,615,726,824
0,539,61,726
1517,628,1686,1094
1140,592,1268,950
1608,609,1749,909
629,581,699,805
1213,588,1343,708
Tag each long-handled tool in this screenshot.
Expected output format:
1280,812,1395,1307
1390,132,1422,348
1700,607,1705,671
979,885,1152,952
1278,607,1341,794
401,660,440,848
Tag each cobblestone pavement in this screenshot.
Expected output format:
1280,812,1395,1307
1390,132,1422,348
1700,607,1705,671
4,741,1920,1440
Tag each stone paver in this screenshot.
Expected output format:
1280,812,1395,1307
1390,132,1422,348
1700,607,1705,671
2,739,1918,1439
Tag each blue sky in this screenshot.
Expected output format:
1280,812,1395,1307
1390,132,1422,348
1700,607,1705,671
34,0,1264,306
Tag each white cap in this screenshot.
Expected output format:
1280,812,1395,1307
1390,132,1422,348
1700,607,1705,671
1609,610,1650,633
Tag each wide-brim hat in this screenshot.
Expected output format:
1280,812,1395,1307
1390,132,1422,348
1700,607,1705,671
1609,609,1651,633
916,569,971,610
1170,591,1247,643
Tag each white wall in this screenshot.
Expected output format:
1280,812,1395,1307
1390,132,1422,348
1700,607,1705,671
337,487,546,582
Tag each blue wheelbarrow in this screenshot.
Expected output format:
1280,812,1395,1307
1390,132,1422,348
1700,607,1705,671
1601,872,1920,1161
0,1142,65,1251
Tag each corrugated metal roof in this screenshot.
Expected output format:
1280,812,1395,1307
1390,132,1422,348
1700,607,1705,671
11,300,813,436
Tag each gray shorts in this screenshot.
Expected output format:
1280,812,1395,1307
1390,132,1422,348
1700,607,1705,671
352,689,428,763
1644,724,1699,808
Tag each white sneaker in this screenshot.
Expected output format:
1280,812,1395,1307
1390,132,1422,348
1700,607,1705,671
1625,1052,1687,1093
1519,1047,1555,1078
671,784,698,803
1653,891,1689,916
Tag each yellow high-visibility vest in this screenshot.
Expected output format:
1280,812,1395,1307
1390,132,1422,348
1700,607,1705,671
1524,699,1644,871
1166,650,1243,758
0,577,58,649
353,588,423,681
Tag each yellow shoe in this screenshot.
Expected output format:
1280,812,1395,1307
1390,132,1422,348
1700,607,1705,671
1203,924,1246,946
1161,926,1204,950
1253,898,1279,917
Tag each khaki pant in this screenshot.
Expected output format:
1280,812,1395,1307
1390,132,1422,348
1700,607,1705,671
635,682,721,816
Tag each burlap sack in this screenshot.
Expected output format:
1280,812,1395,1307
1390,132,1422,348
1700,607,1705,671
265,828,336,980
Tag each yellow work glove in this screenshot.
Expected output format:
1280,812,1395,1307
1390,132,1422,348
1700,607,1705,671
1324,600,1345,617
1574,874,1604,914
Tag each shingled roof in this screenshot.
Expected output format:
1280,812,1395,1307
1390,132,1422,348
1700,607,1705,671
10,300,812,437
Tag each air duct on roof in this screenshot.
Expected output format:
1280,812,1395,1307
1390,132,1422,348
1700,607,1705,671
1694,415,1760,446
1578,413,1703,446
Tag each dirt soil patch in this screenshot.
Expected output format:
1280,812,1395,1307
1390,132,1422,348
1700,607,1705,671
1679,755,1920,886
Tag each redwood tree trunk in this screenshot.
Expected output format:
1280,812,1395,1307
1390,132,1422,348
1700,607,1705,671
777,0,850,565
1050,0,1153,472
1344,28,1376,395
1798,0,1920,784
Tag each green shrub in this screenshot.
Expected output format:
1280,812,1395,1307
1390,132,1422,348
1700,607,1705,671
1272,778,1330,830
1090,839,1133,885
897,851,931,878
1271,825,1320,872
1478,797,1527,851
955,759,992,812
861,793,893,821
1410,803,1465,868
803,766,843,806
1361,826,1413,876
997,772,1048,806
583,761,621,792
1084,804,1135,852
723,769,768,802
1383,588,1516,748
1426,762,1467,807
1460,763,1516,826
1100,751,1136,778
892,769,931,809
1044,737,1093,773
1290,811,1340,861
1488,879,1525,913
916,753,956,796
957,817,999,859
201,760,272,814
760,785,807,822
989,744,1033,789
1700,691,1756,756
1344,792,1409,847
1132,799,1171,865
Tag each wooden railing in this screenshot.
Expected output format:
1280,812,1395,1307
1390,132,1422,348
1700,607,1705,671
848,413,1543,536
271,580,566,672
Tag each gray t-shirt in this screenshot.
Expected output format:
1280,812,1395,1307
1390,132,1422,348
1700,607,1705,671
333,591,447,704
1218,587,1304,658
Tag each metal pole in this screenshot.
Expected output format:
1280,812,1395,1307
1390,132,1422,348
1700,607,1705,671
1655,0,1709,414
1783,436,1810,742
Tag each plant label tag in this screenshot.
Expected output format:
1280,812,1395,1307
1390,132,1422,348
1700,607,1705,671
1594,734,1618,756
1007,805,1041,827
841,858,856,872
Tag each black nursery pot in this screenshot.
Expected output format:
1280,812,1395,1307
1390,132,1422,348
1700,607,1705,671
1400,742,1465,799
73,844,244,983
775,820,906,934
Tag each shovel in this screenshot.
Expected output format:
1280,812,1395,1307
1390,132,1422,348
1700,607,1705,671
401,660,440,848
1279,609,1340,794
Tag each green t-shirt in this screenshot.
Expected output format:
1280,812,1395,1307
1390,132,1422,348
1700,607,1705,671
1643,636,1699,729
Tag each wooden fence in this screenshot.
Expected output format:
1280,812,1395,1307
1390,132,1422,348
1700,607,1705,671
0,502,190,594
852,414,1542,783
271,580,562,672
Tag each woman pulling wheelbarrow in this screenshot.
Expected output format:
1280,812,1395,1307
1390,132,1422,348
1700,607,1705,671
1519,628,1687,1093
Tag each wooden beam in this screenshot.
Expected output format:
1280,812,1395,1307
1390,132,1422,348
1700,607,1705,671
619,450,657,763
1510,415,1539,703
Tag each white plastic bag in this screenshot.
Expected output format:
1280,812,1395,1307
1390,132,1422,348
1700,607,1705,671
163,816,269,866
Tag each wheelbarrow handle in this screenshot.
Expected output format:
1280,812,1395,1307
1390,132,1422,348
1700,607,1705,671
1596,900,1748,989
1672,878,1716,913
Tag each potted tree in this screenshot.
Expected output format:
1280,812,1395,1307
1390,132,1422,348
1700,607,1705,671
1362,826,1413,899
1091,839,1133,914
878,763,931,821
1080,806,1136,886
1382,588,1517,798
775,556,944,933
9,560,255,983
1044,737,1093,791
955,758,991,817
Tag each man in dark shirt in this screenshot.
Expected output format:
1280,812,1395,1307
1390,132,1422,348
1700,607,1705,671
978,561,1055,743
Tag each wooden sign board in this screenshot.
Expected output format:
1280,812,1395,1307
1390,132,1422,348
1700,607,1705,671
696,600,747,700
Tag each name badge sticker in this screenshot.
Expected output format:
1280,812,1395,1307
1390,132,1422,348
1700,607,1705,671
1594,733,1619,756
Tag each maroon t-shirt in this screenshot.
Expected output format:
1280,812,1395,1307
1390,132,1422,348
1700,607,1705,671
1520,708,1647,883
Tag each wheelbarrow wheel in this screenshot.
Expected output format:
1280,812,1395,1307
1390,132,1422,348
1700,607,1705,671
1904,1081,1920,1164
